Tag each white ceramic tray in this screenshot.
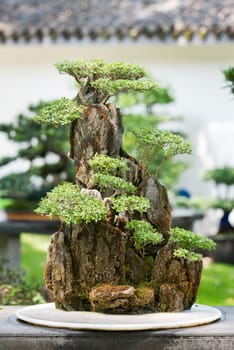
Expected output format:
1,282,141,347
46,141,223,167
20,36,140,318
16,303,222,331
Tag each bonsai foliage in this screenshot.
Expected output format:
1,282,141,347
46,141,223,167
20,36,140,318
116,75,190,188
35,182,107,224
169,227,216,261
35,98,83,126
126,220,163,250
0,102,73,207
35,59,156,120
132,127,192,176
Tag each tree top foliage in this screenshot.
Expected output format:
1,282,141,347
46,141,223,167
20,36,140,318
55,59,146,81
56,59,157,97
35,59,158,126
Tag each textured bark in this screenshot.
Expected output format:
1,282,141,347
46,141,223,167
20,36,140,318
45,222,126,310
45,101,202,313
139,176,171,238
152,243,203,312
71,103,124,188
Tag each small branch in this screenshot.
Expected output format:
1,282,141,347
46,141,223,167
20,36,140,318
155,156,170,178
101,94,112,104
77,88,87,105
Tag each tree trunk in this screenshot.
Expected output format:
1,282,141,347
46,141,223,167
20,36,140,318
44,103,202,313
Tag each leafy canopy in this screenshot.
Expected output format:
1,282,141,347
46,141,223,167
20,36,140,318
169,227,216,261
56,59,146,81
112,195,150,214
88,154,127,176
133,128,192,157
132,127,192,176
89,154,136,194
56,59,156,103
35,98,84,126
126,220,164,250
91,78,156,95
35,182,107,224
92,173,136,195
35,60,158,126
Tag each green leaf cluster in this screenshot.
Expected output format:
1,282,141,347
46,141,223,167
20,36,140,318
172,248,203,262
35,182,107,224
88,154,127,176
132,127,192,175
126,220,163,250
169,227,216,261
91,78,156,95
92,173,136,194
112,195,150,214
89,154,136,194
35,98,83,125
56,59,146,81
133,128,192,157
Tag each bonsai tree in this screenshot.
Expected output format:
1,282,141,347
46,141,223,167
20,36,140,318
204,166,234,232
35,59,215,313
0,102,74,211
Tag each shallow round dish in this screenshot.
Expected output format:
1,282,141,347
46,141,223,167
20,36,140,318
16,303,222,331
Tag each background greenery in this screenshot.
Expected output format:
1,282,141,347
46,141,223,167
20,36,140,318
20,233,234,306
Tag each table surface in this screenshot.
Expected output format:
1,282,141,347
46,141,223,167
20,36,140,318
0,305,233,336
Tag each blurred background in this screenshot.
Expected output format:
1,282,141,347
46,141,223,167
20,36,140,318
0,0,234,307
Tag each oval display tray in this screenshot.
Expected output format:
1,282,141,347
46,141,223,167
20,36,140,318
16,303,222,331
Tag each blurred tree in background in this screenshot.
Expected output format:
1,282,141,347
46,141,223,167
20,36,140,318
0,102,74,211
224,67,234,95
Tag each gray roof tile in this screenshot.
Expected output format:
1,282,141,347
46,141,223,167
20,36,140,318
0,0,234,43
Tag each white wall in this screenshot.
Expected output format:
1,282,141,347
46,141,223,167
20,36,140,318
0,43,234,196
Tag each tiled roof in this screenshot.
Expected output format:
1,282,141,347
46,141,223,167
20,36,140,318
0,0,234,44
